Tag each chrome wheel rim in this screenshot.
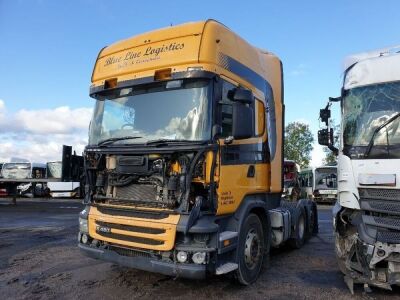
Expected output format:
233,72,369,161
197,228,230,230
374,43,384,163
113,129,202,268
244,228,262,269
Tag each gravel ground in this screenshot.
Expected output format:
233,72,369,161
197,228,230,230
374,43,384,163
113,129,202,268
0,198,399,299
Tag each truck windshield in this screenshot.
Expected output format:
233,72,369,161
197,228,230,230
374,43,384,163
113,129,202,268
89,79,212,146
342,81,400,159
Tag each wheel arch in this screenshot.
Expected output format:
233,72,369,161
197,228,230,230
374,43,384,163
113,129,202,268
225,193,278,260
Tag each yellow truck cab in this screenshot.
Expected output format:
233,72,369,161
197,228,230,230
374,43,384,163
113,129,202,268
78,20,318,284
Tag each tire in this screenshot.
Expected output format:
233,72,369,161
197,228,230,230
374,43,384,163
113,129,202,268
288,207,306,249
235,213,265,285
306,203,318,238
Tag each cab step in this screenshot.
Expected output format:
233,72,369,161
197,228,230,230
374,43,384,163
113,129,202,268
216,262,238,275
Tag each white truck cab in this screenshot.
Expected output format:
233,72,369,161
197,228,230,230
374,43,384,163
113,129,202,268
319,46,400,292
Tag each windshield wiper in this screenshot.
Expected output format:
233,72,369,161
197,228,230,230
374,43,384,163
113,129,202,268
145,139,201,146
98,136,142,146
364,112,400,158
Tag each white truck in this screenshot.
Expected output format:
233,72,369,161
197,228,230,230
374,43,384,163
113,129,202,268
318,46,400,292
47,161,81,198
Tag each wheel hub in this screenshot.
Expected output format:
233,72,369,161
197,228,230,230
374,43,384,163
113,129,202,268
244,228,261,269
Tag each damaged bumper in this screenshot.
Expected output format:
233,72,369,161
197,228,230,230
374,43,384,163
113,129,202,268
335,188,400,290
79,243,206,279
336,233,400,290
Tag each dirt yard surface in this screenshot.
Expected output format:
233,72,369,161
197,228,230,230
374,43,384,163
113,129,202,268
0,198,398,299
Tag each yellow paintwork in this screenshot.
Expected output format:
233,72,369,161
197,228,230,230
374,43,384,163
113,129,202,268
89,19,284,234
88,206,179,251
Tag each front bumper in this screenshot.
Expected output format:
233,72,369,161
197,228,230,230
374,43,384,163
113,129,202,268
79,243,206,279
51,192,75,198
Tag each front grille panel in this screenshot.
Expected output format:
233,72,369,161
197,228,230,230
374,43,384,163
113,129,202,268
96,220,165,234
377,231,400,244
88,208,179,251
359,188,400,244
96,206,171,220
108,245,153,258
97,231,164,246
359,188,400,201
361,200,400,216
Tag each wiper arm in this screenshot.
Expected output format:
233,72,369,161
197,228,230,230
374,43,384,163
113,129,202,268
145,139,201,146
364,112,400,158
98,136,142,146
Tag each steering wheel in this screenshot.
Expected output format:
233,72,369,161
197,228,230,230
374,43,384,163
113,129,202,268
121,124,134,130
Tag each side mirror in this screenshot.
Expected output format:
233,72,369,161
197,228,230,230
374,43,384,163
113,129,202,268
318,128,338,156
227,88,254,104
319,108,331,126
318,128,332,146
232,102,254,139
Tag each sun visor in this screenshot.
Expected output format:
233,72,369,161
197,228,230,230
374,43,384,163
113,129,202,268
92,35,202,82
344,52,400,90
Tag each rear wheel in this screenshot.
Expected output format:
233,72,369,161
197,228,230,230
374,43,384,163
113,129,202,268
288,207,306,249
235,213,265,285
306,203,318,238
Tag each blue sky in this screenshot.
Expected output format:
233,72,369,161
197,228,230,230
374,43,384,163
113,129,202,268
0,0,399,163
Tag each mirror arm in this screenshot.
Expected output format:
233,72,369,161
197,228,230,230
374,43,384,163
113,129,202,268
328,144,339,156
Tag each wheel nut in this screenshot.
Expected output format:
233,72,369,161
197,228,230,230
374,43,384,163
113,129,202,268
377,249,386,257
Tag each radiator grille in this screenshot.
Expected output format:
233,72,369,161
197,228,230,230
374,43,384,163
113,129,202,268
360,188,400,244
96,206,170,220
373,216,400,228
359,188,400,201
97,231,164,246
96,221,165,234
108,245,153,258
377,231,400,244
115,184,158,200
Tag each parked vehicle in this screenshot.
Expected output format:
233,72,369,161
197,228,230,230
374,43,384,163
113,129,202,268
313,166,337,203
298,166,338,203
282,160,301,200
319,45,400,292
299,168,313,199
78,20,318,284
1,162,46,180
47,161,81,198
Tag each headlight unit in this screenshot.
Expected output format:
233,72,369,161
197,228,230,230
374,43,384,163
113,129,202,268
176,251,188,263
192,252,206,264
79,218,88,233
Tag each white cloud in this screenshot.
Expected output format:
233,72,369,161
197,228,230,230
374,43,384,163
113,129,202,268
289,63,308,77
0,100,91,163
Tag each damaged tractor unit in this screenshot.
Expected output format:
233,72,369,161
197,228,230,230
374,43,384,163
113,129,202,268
319,46,400,292
79,20,318,284
85,147,218,227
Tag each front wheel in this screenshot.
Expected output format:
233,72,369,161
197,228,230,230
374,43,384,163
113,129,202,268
235,213,265,285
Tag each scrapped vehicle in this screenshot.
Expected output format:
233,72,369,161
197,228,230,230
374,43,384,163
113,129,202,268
17,183,47,197
313,166,337,203
78,20,318,284
319,45,400,292
282,160,301,200
1,162,46,180
47,161,81,198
